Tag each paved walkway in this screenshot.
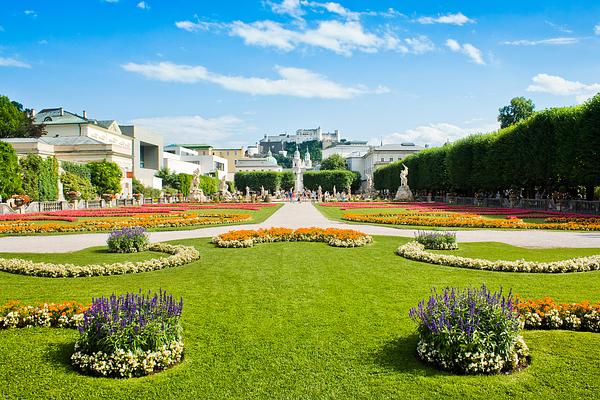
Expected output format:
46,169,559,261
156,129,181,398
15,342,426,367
0,202,599,253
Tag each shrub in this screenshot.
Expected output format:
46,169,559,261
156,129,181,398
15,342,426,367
179,173,193,196
107,227,150,253
0,142,22,199
72,290,184,377
61,171,96,200
409,285,529,374
303,170,355,192
199,175,219,195
87,160,122,195
415,231,458,250
61,161,91,180
234,171,281,193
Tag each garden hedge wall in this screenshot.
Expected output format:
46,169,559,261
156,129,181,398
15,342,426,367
20,154,59,201
303,170,355,192
234,172,281,193
199,175,219,195
375,94,600,197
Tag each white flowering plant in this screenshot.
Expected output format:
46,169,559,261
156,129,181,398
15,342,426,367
415,231,458,250
72,290,184,378
0,301,85,329
409,285,530,374
397,241,600,273
0,243,199,278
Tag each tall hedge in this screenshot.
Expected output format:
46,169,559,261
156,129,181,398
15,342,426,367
303,170,355,192
234,171,281,193
0,142,21,199
179,173,193,196
61,161,91,180
22,155,60,201
87,160,123,195
199,175,219,195
280,171,294,191
375,94,600,198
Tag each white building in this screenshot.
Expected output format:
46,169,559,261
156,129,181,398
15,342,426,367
259,126,342,154
362,143,424,180
2,108,137,195
120,125,163,189
235,150,283,172
163,145,228,180
321,141,371,160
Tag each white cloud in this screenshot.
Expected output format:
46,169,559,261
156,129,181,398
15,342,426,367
175,20,223,32
122,61,388,99
595,24,600,35
24,10,37,18
446,39,485,65
502,37,579,46
131,115,253,146
417,12,474,26
269,0,305,19
0,57,31,68
373,121,499,147
545,21,572,34
137,1,150,10
527,73,600,103
222,19,432,56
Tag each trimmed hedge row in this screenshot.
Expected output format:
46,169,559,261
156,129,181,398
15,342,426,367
234,170,355,193
375,94,600,197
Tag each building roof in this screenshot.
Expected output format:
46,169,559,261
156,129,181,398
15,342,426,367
173,144,212,149
41,136,104,146
35,108,87,125
236,158,279,167
371,143,424,151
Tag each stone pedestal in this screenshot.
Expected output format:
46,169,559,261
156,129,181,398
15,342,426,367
394,185,414,202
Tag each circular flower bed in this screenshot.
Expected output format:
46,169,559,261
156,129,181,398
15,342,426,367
397,241,600,273
409,285,529,374
212,227,373,248
0,243,199,277
71,290,184,378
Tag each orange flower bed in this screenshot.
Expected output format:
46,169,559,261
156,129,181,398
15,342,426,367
342,212,600,231
0,212,251,235
212,227,372,248
515,297,600,332
0,300,87,329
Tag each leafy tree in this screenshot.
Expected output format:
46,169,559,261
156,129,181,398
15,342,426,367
19,154,59,201
0,142,22,199
132,177,144,195
0,95,45,138
498,97,535,128
61,172,96,200
156,167,181,190
179,173,193,196
199,175,219,195
87,160,122,195
320,154,348,170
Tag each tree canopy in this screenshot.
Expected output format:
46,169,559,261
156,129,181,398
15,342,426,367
320,154,348,170
498,97,535,129
0,95,45,138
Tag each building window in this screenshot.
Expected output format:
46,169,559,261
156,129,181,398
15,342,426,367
390,157,393,161
381,157,385,162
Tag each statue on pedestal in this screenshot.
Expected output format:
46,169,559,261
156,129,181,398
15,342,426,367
394,163,414,202
190,169,206,202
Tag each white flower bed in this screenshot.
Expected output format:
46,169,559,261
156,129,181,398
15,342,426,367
71,340,184,378
0,243,200,277
397,241,600,273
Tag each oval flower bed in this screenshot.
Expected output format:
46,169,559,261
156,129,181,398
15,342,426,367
72,290,184,378
212,227,373,248
397,241,600,273
0,243,200,277
0,301,86,329
516,297,600,332
410,285,530,374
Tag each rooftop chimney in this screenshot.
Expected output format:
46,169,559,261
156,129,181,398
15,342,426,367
59,107,64,116
83,110,87,119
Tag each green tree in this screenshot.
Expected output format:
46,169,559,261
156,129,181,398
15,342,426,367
0,95,45,138
61,171,96,200
156,167,181,190
87,160,122,195
179,173,193,196
320,154,348,170
498,97,535,129
0,142,22,198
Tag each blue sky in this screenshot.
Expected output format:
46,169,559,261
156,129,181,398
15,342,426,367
1,0,599,147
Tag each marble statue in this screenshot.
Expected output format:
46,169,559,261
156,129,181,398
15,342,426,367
394,163,414,202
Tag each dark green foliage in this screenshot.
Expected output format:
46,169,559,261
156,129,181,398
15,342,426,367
375,95,600,196
179,173,193,196
132,177,144,195
156,168,180,191
234,172,281,193
61,161,91,180
0,142,22,198
199,176,219,195
87,160,122,195
498,97,535,129
303,170,355,192
0,95,45,138
320,154,347,170
280,171,295,191
61,172,96,200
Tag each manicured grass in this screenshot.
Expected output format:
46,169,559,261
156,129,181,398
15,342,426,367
0,247,166,265
0,236,599,399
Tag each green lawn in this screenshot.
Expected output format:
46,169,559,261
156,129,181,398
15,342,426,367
0,236,599,399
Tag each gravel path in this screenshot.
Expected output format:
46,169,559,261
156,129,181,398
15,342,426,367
0,202,599,253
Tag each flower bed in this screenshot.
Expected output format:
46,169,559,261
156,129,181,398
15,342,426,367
107,227,150,253
397,241,600,273
516,297,600,332
0,301,86,329
212,227,372,248
0,213,251,235
71,290,184,378
0,243,200,277
415,231,458,250
409,285,529,374
342,211,600,231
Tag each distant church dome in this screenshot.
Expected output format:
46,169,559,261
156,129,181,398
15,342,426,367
266,149,277,165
